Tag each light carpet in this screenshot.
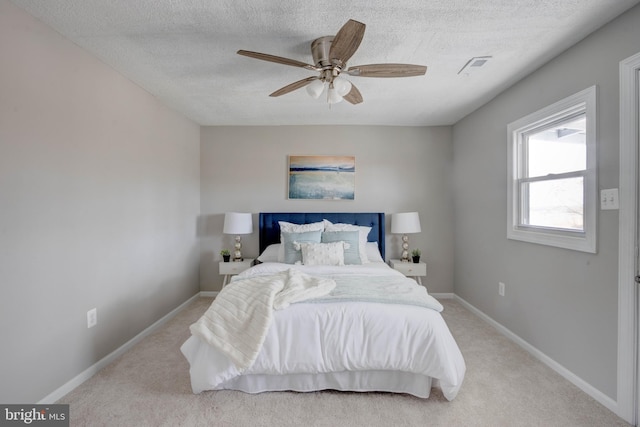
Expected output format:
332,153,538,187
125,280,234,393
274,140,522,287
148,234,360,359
58,297,630,426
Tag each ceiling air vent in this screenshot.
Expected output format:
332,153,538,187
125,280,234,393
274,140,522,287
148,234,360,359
458,56,492,75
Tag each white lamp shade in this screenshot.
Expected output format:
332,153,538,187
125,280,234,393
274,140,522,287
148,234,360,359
391,212,421,234
223,212,253,234
327,85,343,104
306,79,325,99
333,76,352,96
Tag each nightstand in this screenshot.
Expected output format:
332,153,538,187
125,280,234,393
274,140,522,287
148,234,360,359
219,258,254,288
389,259,427,286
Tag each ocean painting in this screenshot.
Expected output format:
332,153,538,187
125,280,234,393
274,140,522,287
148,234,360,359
288,155,355,200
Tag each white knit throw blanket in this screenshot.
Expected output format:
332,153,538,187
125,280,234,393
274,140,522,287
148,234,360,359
189,269,336,372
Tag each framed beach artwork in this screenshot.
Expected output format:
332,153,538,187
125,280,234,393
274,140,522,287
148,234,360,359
288,155,355,200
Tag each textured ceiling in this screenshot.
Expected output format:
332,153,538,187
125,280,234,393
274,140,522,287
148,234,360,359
10,0,640,126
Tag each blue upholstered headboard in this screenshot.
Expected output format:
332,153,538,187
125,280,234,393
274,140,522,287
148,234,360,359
259,212,385,260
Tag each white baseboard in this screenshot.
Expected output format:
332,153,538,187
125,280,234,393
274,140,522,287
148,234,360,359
38,292,202,404
453,295,620,417
199,291,219,297
431,292,455,299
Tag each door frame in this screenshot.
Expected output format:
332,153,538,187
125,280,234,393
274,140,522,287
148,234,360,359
618,51,640,425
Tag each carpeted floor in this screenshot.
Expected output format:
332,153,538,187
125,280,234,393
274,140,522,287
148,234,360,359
58,297,630,426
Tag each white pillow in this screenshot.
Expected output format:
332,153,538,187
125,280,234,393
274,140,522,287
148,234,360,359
299,241,346,266
365,242,384,263
278,221,325,262
279,220,325,234
257,244,281,263
323,219,371,264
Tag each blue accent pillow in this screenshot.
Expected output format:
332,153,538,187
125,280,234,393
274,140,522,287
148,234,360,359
321,230,361,264
282,230,322,264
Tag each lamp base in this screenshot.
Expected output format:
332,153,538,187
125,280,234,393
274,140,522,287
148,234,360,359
400,234,410,262
233,236,243,262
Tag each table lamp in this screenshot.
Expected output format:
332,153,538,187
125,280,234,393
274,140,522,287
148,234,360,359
223,212,253,261
391,212,421,262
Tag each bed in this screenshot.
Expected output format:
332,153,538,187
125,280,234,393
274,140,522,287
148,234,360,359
181,212,465,400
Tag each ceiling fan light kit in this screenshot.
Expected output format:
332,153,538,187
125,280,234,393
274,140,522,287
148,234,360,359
307,76,352,104
237,19,427,106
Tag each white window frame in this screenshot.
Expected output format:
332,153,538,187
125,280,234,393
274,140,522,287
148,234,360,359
507,86,597,253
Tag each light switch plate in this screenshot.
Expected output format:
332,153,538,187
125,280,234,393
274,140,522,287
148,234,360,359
87,308,97,328
600,188,619,210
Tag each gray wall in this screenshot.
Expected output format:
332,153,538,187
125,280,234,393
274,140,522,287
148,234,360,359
0,0,201,403
200,125,454,293
452,4,640,400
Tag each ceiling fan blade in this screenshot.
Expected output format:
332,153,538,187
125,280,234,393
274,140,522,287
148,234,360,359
343,83,363,105
329,19,366,66
347,63,427,78
269,76,319,97
237,50,318,71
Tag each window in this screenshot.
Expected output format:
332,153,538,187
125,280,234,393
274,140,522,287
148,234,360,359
507,86,597,253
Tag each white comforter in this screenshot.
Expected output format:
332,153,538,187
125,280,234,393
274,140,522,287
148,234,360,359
181,262,466,400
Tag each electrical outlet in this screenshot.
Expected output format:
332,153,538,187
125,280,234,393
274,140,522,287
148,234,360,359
498,282,505,297
87,308,97,328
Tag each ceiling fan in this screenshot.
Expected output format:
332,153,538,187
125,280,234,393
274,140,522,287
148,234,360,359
237,19,427,105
